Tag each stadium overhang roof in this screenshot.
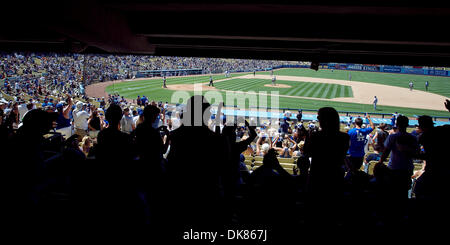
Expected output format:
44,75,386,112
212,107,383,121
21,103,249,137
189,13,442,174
2,0,450,67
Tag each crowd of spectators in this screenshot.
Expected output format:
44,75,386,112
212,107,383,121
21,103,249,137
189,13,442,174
1,52,450,239
1,92,449,238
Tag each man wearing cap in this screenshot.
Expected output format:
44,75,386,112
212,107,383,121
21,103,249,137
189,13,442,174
72,101,83,122
74,103,91,140
120,107,135,134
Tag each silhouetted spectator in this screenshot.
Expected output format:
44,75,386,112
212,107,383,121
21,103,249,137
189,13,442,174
3,109,57,224
246,148,295,225
304,107,349,226
221,120,257,220
376,115,418,198
414,115,450,199
134,105,165,168
375,115,419,225
164,95,228,229
77,103,144,224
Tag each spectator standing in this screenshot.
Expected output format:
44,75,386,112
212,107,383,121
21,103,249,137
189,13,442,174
54,96,73,139
375,115,419,223
120,107,135,134
347,114,374,173
164,95,228,229
87,109,103,138
280,117,290,135
136,96,141,106
304,107,349,226
74,104,90,140
372,123,388,153
296,109,303,122
414,115,450,199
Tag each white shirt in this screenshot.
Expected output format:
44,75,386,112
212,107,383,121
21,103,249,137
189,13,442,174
171,117,181,130
72,108,79,122
133,116,140,127
74,110,90,130
18,104,28,121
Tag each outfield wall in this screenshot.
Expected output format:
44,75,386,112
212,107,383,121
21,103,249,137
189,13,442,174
321,63,450,77
272,64,450,77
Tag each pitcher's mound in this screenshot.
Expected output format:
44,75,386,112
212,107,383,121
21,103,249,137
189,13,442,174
166,84,218,91
264,84,292,88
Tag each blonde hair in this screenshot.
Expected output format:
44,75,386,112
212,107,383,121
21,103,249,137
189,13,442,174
81,136,91,149
297,141,305,152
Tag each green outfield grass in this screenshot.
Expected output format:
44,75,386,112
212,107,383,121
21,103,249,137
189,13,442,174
214,78,353,99
262,68,450,98
105,71,450,117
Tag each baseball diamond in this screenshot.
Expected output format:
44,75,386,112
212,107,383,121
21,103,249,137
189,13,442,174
94,68,450,117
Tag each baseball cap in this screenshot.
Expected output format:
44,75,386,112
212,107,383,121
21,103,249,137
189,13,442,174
76,101,83,109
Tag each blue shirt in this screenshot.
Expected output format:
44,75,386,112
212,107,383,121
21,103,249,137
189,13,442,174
56,112,71,129
348,127,373,157
390,116,396,126
280,121,289,134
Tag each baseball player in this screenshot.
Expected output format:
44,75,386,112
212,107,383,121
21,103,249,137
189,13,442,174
209,75,214,86
163,76,167,88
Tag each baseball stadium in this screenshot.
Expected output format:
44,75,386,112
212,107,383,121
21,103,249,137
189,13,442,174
2,1,450,242
89,64,450,119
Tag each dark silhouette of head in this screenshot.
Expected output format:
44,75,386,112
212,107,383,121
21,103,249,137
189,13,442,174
21,108,58,135
143,105,160,124
418,115,434,131
317,107,340,133
105,104,122,129
396,115,409,131
182,95,211,127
